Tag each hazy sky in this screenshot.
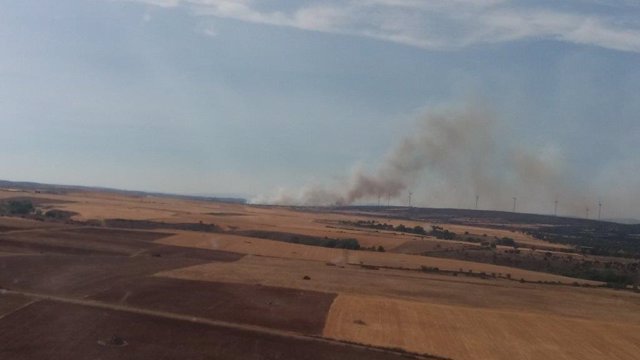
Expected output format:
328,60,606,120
1,1,639,217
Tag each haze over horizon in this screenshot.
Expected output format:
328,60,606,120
1,1,639,218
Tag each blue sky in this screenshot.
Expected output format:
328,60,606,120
1,1,639,217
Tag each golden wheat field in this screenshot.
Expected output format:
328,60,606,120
323,294,640,360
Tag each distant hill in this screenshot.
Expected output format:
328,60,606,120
603,218,640,225
0,179,247,204
321,205,640,258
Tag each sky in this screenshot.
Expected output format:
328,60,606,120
1,0,639,218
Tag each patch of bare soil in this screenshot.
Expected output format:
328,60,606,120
0,252,241,297
89,277,336,334
0,293,32,317
0,300,419,360
0,227,243,260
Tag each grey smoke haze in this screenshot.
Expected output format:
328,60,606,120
253,103,624,217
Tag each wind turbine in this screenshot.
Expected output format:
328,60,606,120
598,200,602,221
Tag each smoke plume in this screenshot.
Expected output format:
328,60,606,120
253,103,592,215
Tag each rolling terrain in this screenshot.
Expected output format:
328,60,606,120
0,186,639,359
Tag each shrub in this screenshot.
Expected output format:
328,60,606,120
496,237,516,247
1,200,35,215
413,226,427,235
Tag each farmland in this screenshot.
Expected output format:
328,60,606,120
0,185,639,359
324,294,640,360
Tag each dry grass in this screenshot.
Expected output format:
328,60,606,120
0,217,66,231
324,294,640,360
445,223,571,249
157,231,594,284
1,189,564,250
158,255,639,324
157,232,348,263
170,210,415,248
0,190,602,285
